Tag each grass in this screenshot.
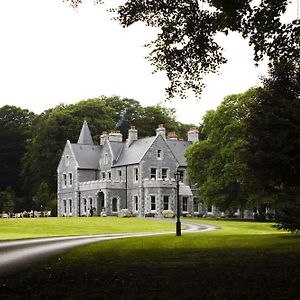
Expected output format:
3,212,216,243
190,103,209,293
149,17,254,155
1,218,300,299
0,217,175,240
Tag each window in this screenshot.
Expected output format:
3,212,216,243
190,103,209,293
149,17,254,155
62,174,67,187
182,197,188,212
150,168,157,180
134,167,139,182
112,198,118,212
89,197,93,209
63,200,67,214
83,198,87,213
163,195,169,210
69,199,72,214
193,198,199,212
150,195,156,211
102,172,106,180
157,149,163,159
118,170,122,181
68,173,73,186
162,168,168,180
108,171,111,180
134,196,138,211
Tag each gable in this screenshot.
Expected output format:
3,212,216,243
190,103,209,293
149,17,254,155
57,140,79,172
141,134,179,166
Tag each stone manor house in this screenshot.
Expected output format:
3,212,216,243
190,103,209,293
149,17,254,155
57,121,203,217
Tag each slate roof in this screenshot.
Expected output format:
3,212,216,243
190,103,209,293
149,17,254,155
113,136,156,167
166,140,192,167
71,144,101,169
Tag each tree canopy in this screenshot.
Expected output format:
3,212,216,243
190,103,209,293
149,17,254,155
186,89,255,215
0,106,35,194
65,0,300,99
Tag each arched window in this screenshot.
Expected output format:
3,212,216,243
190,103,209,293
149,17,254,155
112,198,118,212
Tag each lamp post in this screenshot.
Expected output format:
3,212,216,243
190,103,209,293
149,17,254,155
174,171,181,236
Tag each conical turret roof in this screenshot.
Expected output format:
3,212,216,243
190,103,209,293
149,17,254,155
77,120,93,145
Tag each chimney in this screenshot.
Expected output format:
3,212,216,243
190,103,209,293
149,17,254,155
156,124,166,139
128,125,138,146
108,130,123,142
100,131,108,145
167,131,178,141
188,127,199,144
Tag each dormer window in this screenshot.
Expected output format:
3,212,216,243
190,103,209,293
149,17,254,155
157,149,163,160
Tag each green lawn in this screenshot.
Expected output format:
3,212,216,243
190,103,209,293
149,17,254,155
1,218,300,300
0,217,175,240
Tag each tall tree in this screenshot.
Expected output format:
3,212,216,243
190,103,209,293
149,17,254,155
65,0,299,99
0,105,35,195
243,62,300,231
186,89,256,214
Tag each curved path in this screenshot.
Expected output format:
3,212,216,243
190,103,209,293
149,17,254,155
0,220,218,277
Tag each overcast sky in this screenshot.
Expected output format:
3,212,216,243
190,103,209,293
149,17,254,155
0,0,298,125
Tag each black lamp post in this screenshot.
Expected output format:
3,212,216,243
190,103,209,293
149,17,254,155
174,171,181,236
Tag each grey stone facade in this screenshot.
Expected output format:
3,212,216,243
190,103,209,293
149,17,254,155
57,121,204,217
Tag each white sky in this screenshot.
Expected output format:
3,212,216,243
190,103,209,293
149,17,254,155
0,0,298,125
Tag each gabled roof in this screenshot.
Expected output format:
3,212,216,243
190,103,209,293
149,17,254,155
113,136,156,167
77,120,93,145
71,144,101,169
167,140,192,167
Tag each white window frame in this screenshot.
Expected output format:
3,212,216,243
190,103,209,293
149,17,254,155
133,167,139,182
83,198,87,213
162,168,168,180
88,197,93,209
134,195,138,212
68,199,72,215
63,199,67,214
118,170,122,181
150,168,157,180
150,195,156,212
62,173,67,187
157,149,163,160
68,172,73,186
163,195,169,210
182,197,188,212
